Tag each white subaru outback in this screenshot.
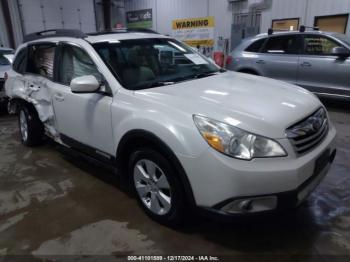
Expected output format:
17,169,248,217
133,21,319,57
5,29,336,225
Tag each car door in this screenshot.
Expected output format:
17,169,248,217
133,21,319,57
297,34,350,97
256,34,302,84
51,43,114,159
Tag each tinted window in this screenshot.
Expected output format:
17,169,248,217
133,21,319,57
304,35,342,55
59,45,101,86
13,48,27,73
262,35,300,54
27,44,56,79
245,38,266,53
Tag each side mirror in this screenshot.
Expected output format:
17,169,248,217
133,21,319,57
331,47,350,57
70,75,100,93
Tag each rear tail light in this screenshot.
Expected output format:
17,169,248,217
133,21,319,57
226,56,233,65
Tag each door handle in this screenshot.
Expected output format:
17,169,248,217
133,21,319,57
256,60,266,64
54,93,64,102
301,62,312,67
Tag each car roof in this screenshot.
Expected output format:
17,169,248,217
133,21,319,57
85,32,170,43
23,32,169,45
253,30,341,39
232,30,350,52
22,29,170,46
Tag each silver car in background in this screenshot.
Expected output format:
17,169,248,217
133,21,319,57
228,30,350,99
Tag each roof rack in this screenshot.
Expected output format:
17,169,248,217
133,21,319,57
268,28,293,35
299,25,320,32
24,29,87,42
267,25,320,35
87,28,159,36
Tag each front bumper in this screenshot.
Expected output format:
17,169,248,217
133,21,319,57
177,124,337,215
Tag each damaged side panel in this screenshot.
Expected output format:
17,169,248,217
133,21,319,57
5,74,62,143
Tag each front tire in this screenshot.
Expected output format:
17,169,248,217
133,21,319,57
129,148,186,226
18,105,44,146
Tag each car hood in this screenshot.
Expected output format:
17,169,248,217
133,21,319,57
135,72,322,139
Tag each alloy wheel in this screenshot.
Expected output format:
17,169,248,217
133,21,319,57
19,110,28,142
133,159,172,215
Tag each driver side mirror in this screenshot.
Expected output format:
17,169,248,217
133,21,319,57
70,75,100,93
331,47,350,57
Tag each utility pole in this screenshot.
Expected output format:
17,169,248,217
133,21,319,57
102,0,112,30
304,0,310,26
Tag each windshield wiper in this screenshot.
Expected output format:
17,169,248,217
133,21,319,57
145,81,176,88
139,70,225,89
194,71,219,79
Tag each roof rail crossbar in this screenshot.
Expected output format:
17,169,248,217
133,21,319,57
87,28,159,36
267,28,292,35
299,25,320,32
268,28,294,35
24,29,87,42
127,28,159,34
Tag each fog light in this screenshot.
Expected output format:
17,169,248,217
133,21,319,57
221,196,277,214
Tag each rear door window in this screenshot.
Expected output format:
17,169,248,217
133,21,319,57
26,44,56,79
262,35,301,54
245,38,266,53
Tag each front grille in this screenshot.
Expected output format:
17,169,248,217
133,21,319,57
286,108,329,155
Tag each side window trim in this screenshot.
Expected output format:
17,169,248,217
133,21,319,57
301,34,346,56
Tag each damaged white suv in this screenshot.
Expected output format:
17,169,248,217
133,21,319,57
5,29,336,225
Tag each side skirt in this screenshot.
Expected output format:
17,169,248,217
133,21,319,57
60,134,116,165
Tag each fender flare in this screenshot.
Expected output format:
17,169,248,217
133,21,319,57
116,129,196,207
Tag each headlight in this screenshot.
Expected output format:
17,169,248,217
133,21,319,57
193,115,287,160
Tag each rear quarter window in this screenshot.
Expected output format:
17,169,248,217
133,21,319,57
13,48,28,74
245,38,266,53
26,44,56,79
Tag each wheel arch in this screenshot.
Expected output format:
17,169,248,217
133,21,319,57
8,97,36,114
116,129,196,207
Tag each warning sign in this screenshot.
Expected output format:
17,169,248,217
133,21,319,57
172,16,215,47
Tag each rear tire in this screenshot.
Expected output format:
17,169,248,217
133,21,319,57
18,104,45,146
129,148,186,226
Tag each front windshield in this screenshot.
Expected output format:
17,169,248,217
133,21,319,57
93,38,221,90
